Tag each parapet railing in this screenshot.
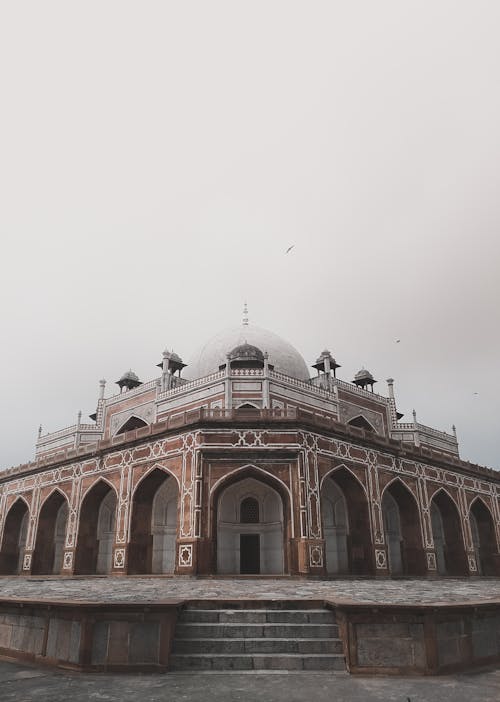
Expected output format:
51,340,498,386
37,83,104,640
3,406,498,483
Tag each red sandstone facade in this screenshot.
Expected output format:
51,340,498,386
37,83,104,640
1,324,499,579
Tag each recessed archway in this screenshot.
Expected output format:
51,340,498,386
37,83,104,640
0,499,29,575
215,474,286,575
74,481,117,575
321,467,374,575
381,480,426,576
32,491,69,575
430,490,468,576
128,468,178,574
470,499,499,575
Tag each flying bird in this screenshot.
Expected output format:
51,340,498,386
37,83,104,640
285,245,295,254
395,339,401,343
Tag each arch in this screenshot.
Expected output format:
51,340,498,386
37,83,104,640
235,402,260,410
74,479,117,574
32,490,69,574
320,463,368,498
240,496,260,523
347,415,376,433
131,463,180,497
469,497,499,575
320,466,373,575
115,415,148,436
211,464,292,506
430,489,468,576
0,498,29,575
381,478,426,575
128,467,178,574
211,466,290,575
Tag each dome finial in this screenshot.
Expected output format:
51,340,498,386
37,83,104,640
242,301,249,326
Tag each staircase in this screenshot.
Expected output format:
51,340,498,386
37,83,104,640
169,602,345,672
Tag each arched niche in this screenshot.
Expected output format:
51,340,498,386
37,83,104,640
115,416,148,435
0,499,29,575
470,499,499,576
216,476,284,575
430,490,468,576
32,491,69,575
381,480,426,576
74,481,117,575
347,416,376,433
128,468,178,574
321,468,373,575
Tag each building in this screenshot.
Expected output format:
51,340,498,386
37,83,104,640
0,318,499,579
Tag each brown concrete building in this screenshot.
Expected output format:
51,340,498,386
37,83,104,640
1,320,499,579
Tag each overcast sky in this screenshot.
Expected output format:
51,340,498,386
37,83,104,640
1,1,499,470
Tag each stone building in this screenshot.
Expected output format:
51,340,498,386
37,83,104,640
0,319,499,579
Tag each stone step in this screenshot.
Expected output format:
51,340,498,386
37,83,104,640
169,653,346,671
173,637,343,655
179,609,336,624
175,622,339,639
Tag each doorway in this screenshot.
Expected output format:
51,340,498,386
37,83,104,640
240,534,260,574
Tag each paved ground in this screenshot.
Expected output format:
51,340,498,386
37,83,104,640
0,659,499,702
0,576,499,604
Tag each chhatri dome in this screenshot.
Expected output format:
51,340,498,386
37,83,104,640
187,322,310,381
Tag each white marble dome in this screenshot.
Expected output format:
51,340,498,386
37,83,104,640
186,325,310,381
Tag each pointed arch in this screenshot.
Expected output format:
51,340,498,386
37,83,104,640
115,415,149,436
469,497,499,575
347,415,377,433
210,465,291,576
235,402,260,410
381,478,426,575
132,463,180,496
430,489,468,576
320,463,368,497
74,479,117,575
320,465,373,575
32,489,69,575
0,497,29,575
128,467,178,574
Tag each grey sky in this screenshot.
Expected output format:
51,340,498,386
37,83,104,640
1,1,499,470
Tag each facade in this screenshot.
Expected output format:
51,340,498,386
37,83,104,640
0,320,499,579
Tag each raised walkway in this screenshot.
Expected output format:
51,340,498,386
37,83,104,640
0,575,499,605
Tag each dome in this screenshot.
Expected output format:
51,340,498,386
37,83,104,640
228,343,264,363
354,368,374,382
119,370,140,383
187,325,310,381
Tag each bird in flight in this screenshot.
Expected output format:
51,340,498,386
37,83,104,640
285,245,295,254
395,339,401,343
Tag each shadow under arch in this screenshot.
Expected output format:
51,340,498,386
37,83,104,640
430,489,468,576
128,466,178,574
32,489,69,575
74,479,118,575
0,498,29,575
210,465,292,575
469,497,499,575
320,465,374,575
381,478,426,575
115,415,148,436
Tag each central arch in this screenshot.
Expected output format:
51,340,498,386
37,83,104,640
0,499,29,575
32,490,69,575
128,468,178,574
213,468,288,575
74,480,117,575
321,467,373,575
381,480,426,576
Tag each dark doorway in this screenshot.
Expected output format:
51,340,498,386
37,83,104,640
32,491,68,575
240,534,260,574
0,499,29,574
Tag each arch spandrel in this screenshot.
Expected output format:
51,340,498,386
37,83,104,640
318,460,369,497
131,461,181,496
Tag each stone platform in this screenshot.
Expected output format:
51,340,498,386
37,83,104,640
0,577,499,676
1,575,499,605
